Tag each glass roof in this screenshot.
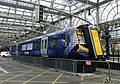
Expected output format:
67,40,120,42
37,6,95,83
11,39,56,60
89,0,104,3
0,0,119,46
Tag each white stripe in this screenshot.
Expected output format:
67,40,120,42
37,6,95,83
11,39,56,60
0,62,6,63
0,67,9,73
112,78,120,81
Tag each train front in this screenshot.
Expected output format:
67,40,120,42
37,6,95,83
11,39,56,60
67,25,105,60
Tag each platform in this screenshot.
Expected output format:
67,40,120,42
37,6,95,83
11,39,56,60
0,57,120,84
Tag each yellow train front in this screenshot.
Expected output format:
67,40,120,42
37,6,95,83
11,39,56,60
67,24,104,60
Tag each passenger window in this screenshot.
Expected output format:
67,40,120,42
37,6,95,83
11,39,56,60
22,45,26,51
45,39,47,49
42,40,44,49
27,43,33,50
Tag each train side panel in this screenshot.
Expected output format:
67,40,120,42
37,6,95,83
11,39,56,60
47,34,65,57
10,25,105,60
18,38,42,57
47,28,72,58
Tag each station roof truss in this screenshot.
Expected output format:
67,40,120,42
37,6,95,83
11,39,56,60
0,0,119,47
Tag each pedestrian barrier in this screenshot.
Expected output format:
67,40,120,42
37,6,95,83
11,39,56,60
12,56,120,84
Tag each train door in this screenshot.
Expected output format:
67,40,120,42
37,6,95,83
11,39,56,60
41,36,48,57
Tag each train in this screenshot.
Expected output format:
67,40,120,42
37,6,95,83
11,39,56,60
10,24,105,60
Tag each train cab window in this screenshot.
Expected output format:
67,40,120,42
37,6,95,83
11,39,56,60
44,39,47,49
77,32,86,45
50,38,57,48
78,35,85,44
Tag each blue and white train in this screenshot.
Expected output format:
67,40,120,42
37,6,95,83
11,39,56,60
10,25,105,60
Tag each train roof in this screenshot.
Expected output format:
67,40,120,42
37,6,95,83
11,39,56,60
16,27,75,44
11,25,95,45
47,27,74,36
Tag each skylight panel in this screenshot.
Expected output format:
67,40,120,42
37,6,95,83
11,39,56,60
89,0,104,3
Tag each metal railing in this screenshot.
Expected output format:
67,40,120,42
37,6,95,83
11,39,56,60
11,56,120,83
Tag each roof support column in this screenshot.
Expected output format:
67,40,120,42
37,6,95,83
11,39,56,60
96,0,99,26
69,0,72,27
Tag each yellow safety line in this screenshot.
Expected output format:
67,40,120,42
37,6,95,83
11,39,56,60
52,73,63,84
0,70,32,83
8,71,29,73
22,69,50,84
7,80,68,83
0,67,9,73
9,80,52,83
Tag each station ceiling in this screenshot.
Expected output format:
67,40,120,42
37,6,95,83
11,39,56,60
0,0,119,48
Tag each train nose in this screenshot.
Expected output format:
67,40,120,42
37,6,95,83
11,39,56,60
77,44,89,53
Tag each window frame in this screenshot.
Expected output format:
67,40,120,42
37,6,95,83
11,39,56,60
27,43,33,50
22,44,27,51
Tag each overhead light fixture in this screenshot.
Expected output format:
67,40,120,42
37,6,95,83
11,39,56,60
13,41,16,43
43,31,46,34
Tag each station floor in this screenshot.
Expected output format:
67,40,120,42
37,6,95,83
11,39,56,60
0,57,119,84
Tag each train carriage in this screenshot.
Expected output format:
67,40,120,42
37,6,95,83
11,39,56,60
10,25,105,60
